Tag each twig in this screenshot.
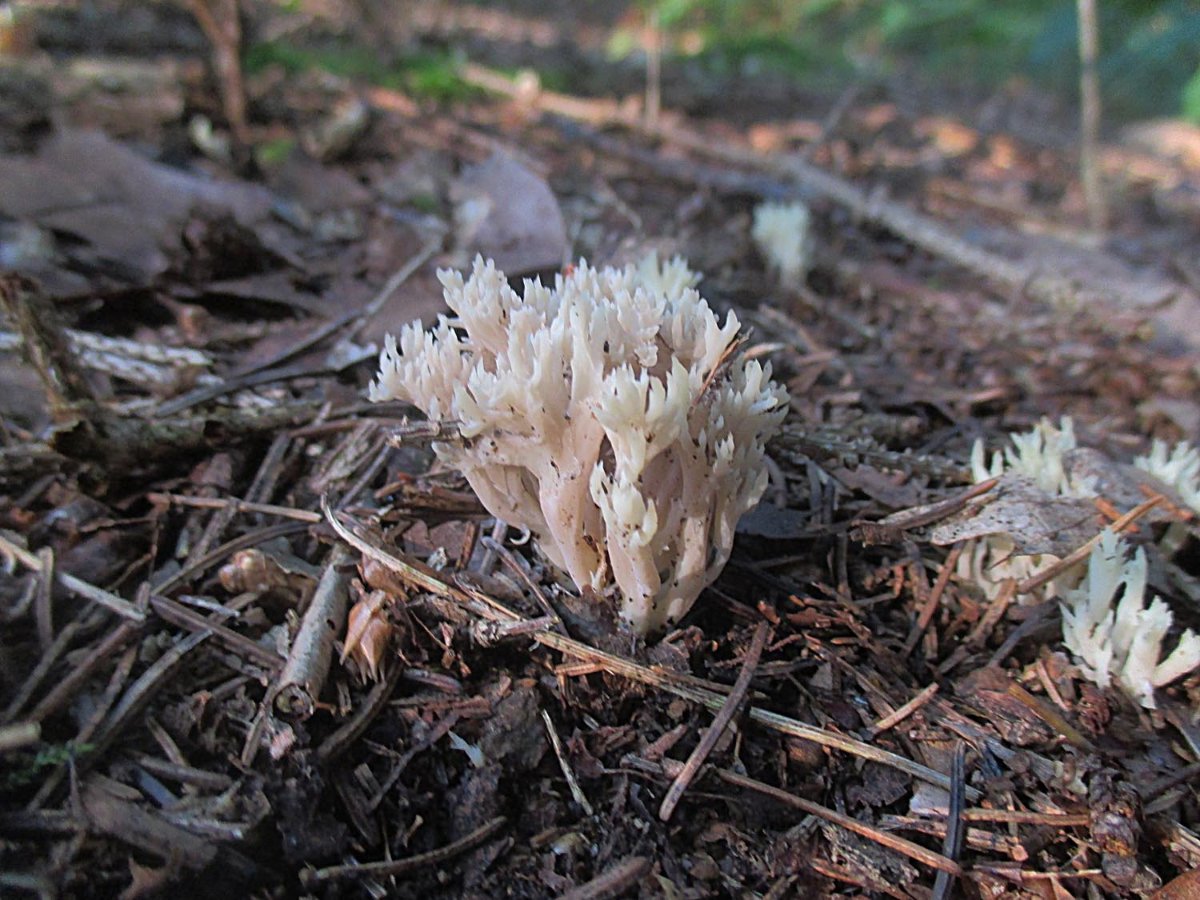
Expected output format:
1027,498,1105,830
543,709,593,816
0,722,40,752
480,535,563,629
659,621,770,821
633,754,964,878
1077,0,1107,231
152,521,310,595
131,754,235,792
148,594,283,672
937,577,1017,676
302,815,506,885
715,766,962,876
275,547,351,718
366,710,463,813
157,240,437,417
0,274,95,418
800,82,861,164
1016,494,1163,595
535,630,980,800
32,633,207,807
1004,681,1095,751
962,809,1090,826
2,617,86,723
932,743,967,900
868,683,939,737
877,478,1000,535
34,547,54,651
148,492,323,523
187,0,249,154
25,621,142,723
903,544,962,656
0,531,145,622
558,855,652,900
94,632,210,758
316,660,404,764
985,599,1055,667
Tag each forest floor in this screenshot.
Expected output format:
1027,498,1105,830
2,2,1200,898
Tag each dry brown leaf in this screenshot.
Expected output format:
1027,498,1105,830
1153,869,1200,900
930,474,1098,557
450,151,567,275
342,591,394,681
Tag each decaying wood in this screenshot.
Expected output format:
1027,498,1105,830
0,274,98,421
275,547,352,718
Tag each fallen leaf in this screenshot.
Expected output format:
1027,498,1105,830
930,474,1097,557
0,129,273,281
450,151,567,275
342,591,395,681
1153,869,1200,900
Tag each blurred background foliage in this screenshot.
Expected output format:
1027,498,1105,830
607,0,1200,123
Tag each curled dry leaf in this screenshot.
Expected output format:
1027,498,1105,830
342,590,395,682
218,547,317,594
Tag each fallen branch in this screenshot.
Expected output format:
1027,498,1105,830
458,64,1200,350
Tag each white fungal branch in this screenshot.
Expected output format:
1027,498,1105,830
1061,529,1200,708
962,418,1095,602
371,255,788,634
752,201,813,286
1134,439,1200,514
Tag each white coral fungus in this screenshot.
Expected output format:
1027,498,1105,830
751,201,813,286
1134,439,1200,514
370,255,788,634
1061,529,1200,708
970,417,1096,497
963,418,1095,601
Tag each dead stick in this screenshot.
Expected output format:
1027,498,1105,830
2,618,84,723
903,544,962,656
543,709,594,816
464,64,1187,319
275,547,351,718
148,492,322,523
0,722,40,752
715,767,962,876
1077,0,1107,231
869,682,939,736
187,0,249,151
148,594,282,672
303,815,505,884
0,531,145,622
659,621,770,820
0,274,95,419
639,757,963,878
316,660,404,764
534,629,979,800
932,743,967,899
558,855,652,900
25,621,142,723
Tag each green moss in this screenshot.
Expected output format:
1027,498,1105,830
245,40,481,103
2,742,94,790
255,136,296,169
407,193,441,214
